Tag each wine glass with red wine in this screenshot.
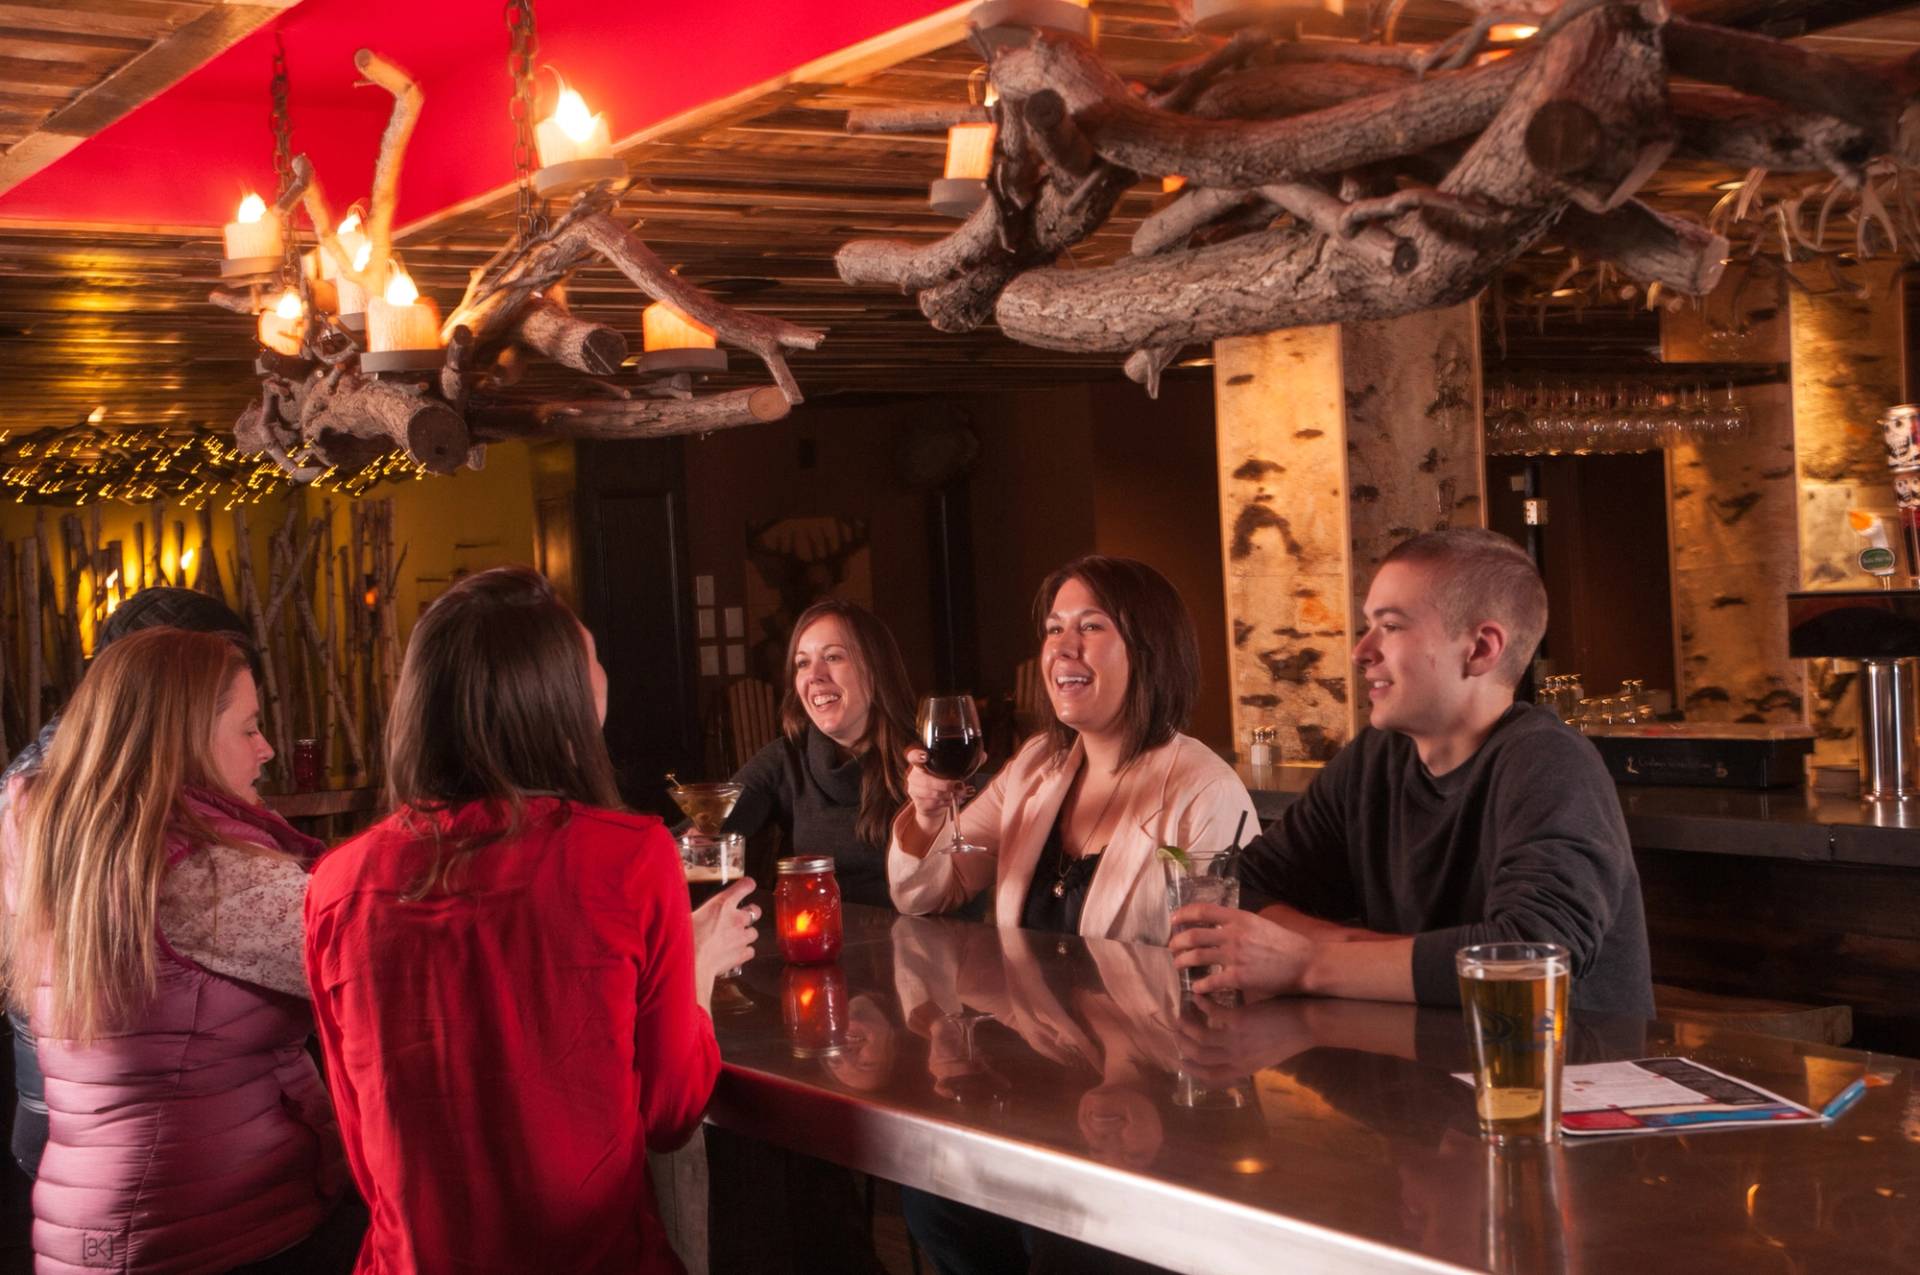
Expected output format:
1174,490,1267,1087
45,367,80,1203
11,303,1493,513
918,695,987,855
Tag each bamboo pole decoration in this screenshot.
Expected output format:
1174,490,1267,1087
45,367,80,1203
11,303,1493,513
171,520,186,592
151,504,165,587
22,538,39,737
233,507,293,789
294,572,367,781
349,503,367,770
32,517,55,711
196,504,225,604
59,515,82,685
322,503,339,780
0,544,14,753
132,522,146,594
0,545,12,758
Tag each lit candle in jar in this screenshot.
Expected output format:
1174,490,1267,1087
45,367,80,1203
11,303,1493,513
642,301,716,353
366,268,441,353
775,856,843,964
223,193,282,260
536,88,614,167
256,288,307,357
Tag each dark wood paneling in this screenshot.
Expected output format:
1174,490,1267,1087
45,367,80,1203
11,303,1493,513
1638,847,1920,1055
575,439,700,818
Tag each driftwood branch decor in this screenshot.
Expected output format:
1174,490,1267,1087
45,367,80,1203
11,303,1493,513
836,0,1920,389
218,50,825,481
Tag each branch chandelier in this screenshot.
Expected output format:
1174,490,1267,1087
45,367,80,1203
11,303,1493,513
837,0,1920,395
212,0,824,482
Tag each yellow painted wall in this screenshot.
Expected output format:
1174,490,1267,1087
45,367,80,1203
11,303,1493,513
326,440,538,637
0,491,294,658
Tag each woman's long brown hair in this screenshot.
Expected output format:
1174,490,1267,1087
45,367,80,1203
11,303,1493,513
777,599,915,847
385,566,621,897
5,629,249,1043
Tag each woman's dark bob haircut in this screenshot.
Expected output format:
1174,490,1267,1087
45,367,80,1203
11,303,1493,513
1031,555,1200,767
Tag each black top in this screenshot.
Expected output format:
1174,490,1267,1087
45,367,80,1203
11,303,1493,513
725,725,892,909
1236,703,1655,1018
1019,814,1103,935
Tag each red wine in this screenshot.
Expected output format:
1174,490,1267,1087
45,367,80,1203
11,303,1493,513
924,732,985,781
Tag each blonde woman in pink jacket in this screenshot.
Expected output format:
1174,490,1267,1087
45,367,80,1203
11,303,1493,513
890,555,1257,947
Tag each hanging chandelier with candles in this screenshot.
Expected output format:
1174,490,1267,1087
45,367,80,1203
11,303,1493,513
211,1,823,482
837,0,1920,394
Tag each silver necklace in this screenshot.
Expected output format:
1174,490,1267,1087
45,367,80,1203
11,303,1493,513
1054,762,1129,898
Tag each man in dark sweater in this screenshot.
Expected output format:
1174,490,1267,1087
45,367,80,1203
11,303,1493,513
1170,528,1654,1017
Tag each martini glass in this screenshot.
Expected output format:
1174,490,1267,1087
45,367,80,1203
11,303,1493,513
668,779,754,1010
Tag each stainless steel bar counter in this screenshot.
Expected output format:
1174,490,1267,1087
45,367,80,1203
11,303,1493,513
706,903,1920,1275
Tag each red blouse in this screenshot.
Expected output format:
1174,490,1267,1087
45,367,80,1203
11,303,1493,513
305,798,719,1274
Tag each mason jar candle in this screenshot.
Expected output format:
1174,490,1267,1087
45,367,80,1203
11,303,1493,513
775,856,843,964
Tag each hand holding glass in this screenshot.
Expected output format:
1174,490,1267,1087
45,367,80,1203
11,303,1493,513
1163,850,1240,995
918,695,986,855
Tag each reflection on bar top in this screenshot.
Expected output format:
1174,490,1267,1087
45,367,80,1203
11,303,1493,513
706,904,1920,1275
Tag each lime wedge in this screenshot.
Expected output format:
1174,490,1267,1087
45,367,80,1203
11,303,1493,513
1156,844,1191,867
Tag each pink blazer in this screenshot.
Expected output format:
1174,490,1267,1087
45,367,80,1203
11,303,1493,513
887,732,1258,945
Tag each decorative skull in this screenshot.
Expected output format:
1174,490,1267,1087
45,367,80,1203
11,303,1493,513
1883,409,1920,466
1894,471,1920,508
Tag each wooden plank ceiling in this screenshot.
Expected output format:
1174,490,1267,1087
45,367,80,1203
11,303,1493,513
0,0,1916,435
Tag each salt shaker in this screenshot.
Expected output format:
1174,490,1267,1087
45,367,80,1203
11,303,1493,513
1248,726,1274,768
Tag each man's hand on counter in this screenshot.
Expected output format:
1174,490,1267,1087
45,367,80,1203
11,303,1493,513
1169,903,1416,1003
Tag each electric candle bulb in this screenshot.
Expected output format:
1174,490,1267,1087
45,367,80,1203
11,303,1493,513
321,211,369,282
366,268,441,353
223,192,282,260
943,122,997,181
536,87,614,167
642,301,717,352
1478,23,1538,62
257,288,307,357
336,241,374,316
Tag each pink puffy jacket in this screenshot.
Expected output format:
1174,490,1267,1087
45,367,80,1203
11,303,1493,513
23,800,346,1274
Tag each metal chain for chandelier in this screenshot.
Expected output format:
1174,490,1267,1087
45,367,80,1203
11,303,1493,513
269,32,301,288
504,0,545,241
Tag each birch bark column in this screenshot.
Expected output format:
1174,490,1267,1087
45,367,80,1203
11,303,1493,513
1215,302,1485,763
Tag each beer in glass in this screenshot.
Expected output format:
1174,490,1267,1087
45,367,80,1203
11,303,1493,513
1456,942,1569,1143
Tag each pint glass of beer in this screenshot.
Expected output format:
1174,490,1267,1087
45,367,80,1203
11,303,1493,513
1456,942,1569,1143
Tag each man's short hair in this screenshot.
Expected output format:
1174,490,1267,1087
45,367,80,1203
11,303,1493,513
1379,529,1547,686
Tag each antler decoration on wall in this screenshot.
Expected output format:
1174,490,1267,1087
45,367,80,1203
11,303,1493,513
836,0,1920,393
212,50,824,480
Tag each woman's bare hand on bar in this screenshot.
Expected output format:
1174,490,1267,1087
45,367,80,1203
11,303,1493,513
691,878,759,1002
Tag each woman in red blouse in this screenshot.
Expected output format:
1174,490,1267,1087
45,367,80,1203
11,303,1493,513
304,567,757,1274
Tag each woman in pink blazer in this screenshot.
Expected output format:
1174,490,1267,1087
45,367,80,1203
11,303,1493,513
890,555,1257,947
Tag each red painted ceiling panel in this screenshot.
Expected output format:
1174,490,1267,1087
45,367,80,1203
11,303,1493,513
0,0,955,229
